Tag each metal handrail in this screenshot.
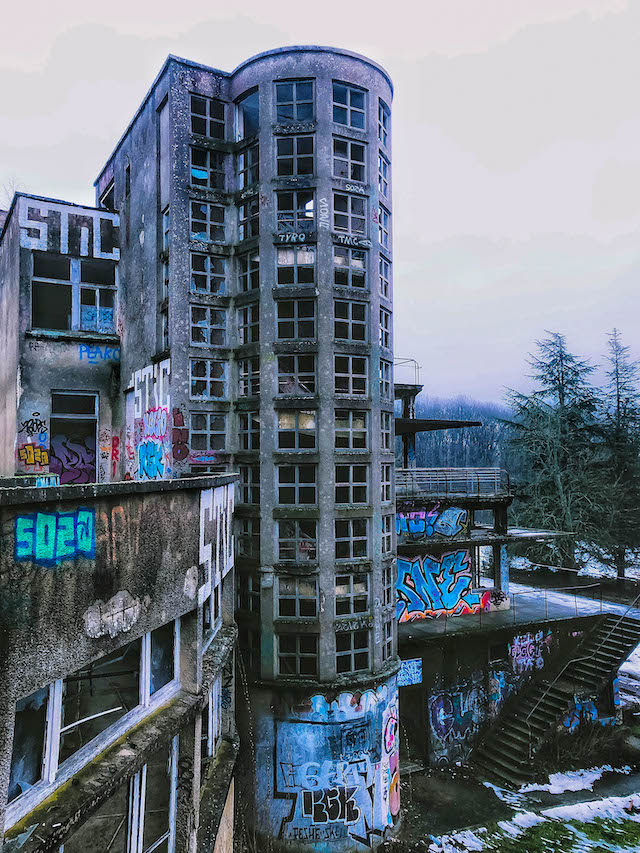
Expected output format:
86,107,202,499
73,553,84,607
522,588,640,758
396,467,510,497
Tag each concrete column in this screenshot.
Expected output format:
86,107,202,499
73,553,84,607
493,544,509,593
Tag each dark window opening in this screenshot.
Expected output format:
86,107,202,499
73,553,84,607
81,259,116,285
8,687,49,804
33,252,70,280
32,281,71,330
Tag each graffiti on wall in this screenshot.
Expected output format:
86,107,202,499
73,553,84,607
49,433,96,484
397,551,488,622
396,504,469,543
398,658,423,687
15,508,95,565
429,675,485,766
509,630,553,675
19,197,119,259
199,483,235,604
271,679,399,846
17,443,49,467
18,412,47,440
78,344,120,362
128,358,171,481
171,408,189,461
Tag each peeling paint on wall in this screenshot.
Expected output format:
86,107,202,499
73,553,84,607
83,590,142,638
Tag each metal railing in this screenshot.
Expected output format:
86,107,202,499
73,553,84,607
396,467,511,498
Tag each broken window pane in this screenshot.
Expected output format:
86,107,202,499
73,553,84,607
32,281,72,330
142,743,173,853
8,687,49,803
59,639,141,765
51,393,97,416
150,622,175,695
81,259,116,286
33,252,70,280
62,780,128,853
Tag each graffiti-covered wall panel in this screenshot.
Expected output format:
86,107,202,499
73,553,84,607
396,502,470,545
254,677,399,849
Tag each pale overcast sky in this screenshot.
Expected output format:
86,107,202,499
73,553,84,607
1,0,638,402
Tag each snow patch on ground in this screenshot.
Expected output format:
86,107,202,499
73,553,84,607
542,791,640,823
519,765,631,795
498,811,546,836
482,781,526,807
427,829,486,852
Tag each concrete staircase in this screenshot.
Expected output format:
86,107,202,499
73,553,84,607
472,614,640,788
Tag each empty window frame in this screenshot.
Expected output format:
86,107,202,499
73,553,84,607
382,619,394,661
333,138,366,182
275,79,314,121
238,143,259,189
277,354,316,395
239,411,260,450
190,252,226,295
237,573,261,612
277,520,318,563
277,575,318,616
334,300,367,342
238,303,260,344
335,409,367,450
239,197,259,241
161,306,169,351
335,518,368,559
380,307,391,350
238,518,261,558
336,629,370,673
335,464,368,504
333,82,366,129
277,410,316,449
190,358,227,399
162,259,169,300
191,94,225,139
99,180,115,212
190,147,225,190
31,253,117,334
236,89,259,140
276,190,315,233
277,464,317,505
335,573,369,615
381,411,393,450
277,245,315,285
333,193,366,234
190,412,226,452
378,152,390,197
383,562,395,606
276,135,314,176
334,247,366,289
381,463,392,502
378,205,391,250
190,305,226,346
334,355,368,395
276,299,315,339
201,676,223,762
239,627,260,674
379,256,391,299
239,252,260,292
278,634,318,676
7,686,49,805
190,201,225,243
239,357,260,396
378,99,390,147
380,359,392,400
162,206,170,251
239,464,260,504
382,514,393,554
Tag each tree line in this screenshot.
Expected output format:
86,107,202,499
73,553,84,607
409,331,640,577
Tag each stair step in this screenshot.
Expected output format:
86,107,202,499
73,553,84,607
473,759,531,788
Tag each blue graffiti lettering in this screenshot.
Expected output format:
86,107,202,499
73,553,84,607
397,551,485,622
15,509,95,565
138,440,164,480
79,344,121,362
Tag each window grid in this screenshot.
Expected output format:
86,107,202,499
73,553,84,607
191,94,225,139
277,464,317,505
238,574,261,613
162,206,170,251
238,303,260,344
334,300,367,342
277,576,318,617
238,143,259,189
381,411,392,451
275,80,314,122
190,147,225,190
276,190,315,233
277,354,316,395
381,463,392,503
190,305,226,347
278,634,318,677
382,515,393,554
383,563,395,607
239,627,260,674
190,201,225,243
276,136,314,177
238,518,260,558
335,464,368,504
190,358,227,399
191,252,226,295
239,197,259,241
335,518,368,559
334,247,366,289
239,412,260,450
380,308,391,350
239,464,260,504
335,355,367,396
335,573,369,615
239,252,260,292
333,138,366,182
333,193,366,235
380,360,392,401
378,100,390,147
336,630,370,673
378,152,390,197
335,409,368,450
379,256,391,299
277,520,318,563
383,619,393,661
333,82,366,129
277,410,316,450
277,299,316,340
277,246,315,286
239,357,260,397
190,413,226,452
378,205,390,250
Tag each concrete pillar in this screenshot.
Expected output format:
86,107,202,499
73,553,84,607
493,544,509,594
